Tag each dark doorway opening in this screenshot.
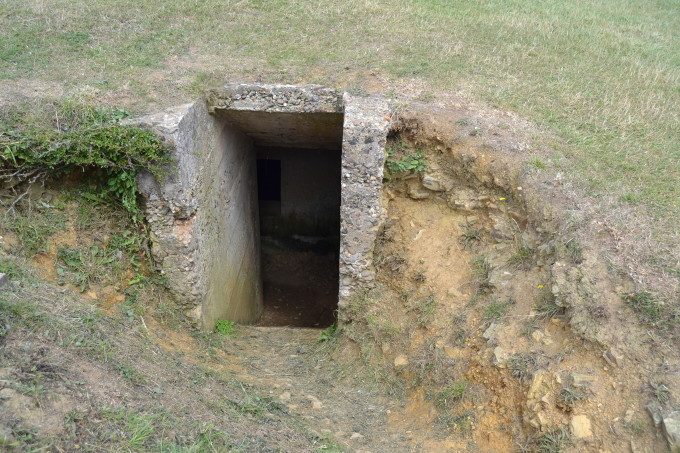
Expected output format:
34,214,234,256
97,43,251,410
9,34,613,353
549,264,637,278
255,147,341,328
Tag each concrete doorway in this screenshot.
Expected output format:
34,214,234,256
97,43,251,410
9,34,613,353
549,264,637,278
255,147,341,327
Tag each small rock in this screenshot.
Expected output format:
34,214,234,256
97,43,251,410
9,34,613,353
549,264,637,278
407,181,431,200
624,409,636,425
570,373,597,388
570,414,593,439
483,322,501,341
350,432,365,440
646,401,663,427
466,216,479,225
0,272,8,288
492,347,509,368
662,411,680,448
531,330,545,343
421,174,444,191
603,348,624,367
394,355,409,367
279,392,291,401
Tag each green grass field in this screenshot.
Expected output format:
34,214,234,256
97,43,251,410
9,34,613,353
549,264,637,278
1,0,678,283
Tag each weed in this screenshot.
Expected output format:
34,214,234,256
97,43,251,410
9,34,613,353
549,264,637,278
471,256,494,293
119,364,147,387
528,156,547,170
507,243,535,270
57,245,118,291
385,142,427,176
459,221,483,249
437,411,473,437
628,419,645,435
1,104,169,220
557,384,588,411
507,352,538,384
318,323,339,342
648,380,671,404
3,205,67,257
434,380,468,410
451,328,468,346
484,298,514,321
624,292,664,326
535,428,572,453
312,432,344,452
565,239,584,264
409,294,437,328
533,290,561,320
214,319,237,336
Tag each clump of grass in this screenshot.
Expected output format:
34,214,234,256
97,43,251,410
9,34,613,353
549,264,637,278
434,380,468,410
471,255,494,293
484,298,515,321
3,204,67,257
214,319,237,336
507,243,535,270
533,290,561,320
535,428,572,453
624,291,664,326
57,245,119,291
648,380,671,404
409,294,437,328
557,383,589,412
507,352,538,384
459,221,483,249
565,239,584,264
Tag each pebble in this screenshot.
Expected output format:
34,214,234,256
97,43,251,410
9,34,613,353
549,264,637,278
570,414,593,439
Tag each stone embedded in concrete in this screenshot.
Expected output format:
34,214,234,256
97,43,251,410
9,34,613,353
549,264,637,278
136,84,390,330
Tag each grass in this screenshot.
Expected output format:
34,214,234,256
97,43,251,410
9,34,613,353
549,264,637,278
434,380,468,411
535,428,572,453
483,298,514,321
507,352,538,384
558,383,589,411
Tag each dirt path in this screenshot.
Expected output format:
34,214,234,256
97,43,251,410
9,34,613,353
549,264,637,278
222,326,449,452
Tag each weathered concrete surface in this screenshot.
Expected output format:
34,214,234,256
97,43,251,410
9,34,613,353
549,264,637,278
135,102,262,329
136,84,389,330
338,94,391,309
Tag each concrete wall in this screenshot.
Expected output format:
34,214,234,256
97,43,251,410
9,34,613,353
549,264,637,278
257,147,341,237
135,102,262,329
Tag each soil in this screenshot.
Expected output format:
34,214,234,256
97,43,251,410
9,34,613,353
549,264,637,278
256,248,338,328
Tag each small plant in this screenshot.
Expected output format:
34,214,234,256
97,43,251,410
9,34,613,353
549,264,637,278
533,290,561,320
312,432,344,452
57,245,118,291
535,428,572,453
648,380,671,404
385,142,427,175
459,221,483,249
434,380,468,410
557,383,588,411
4,205,67,257
484,298,514,321
624,291,664,326
409,294,437,328
565,239,584,264
507,243,535,270
507,352,538,384
528,156,547,171
214,319,237,336
471,255,494,293
318,323,339,342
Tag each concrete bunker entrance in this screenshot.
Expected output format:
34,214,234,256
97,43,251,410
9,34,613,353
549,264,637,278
138,85,390,331
212,107,345,328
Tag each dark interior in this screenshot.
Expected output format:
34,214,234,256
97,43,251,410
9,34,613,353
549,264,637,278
254,146,341,328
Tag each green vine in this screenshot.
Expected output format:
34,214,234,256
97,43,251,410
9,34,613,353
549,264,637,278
0,104,170,221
